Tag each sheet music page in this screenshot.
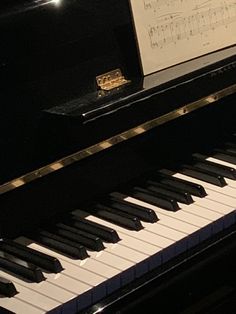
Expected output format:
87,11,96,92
129,0,236,75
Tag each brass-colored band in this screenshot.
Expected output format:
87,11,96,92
1,83,236,195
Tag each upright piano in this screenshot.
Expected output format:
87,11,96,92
0,0,236,313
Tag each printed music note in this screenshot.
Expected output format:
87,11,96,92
129,0,236,75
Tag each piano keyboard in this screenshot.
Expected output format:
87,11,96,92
0,141,236,314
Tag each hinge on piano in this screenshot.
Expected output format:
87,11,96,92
96,68,130,91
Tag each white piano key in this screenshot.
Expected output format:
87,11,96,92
78,223,150,277
72,211,160,260
53,252,121,294
205,157,236,188
191,197,236,227
201,183,236,197
0,269,77,314
9,160,235,314
75,208,173,258
74,207,193,263
0,297,44,314
173,173,236,208
73,209,163,270
0,273,61,314
19,236,147,298
44,272,92,312
88,250,135,286
142,221,188,254
139,192,222,245
119,225,175,251
188,179,236,199
110,189,233,257
208,185,236,198
29,239,122,294
180,203,221,221
115,193,212,240
206,157,236,169
199,189,236,208
16,238,93,312
225,178,236,188
113,192,217,248
16,237,104,305
111,193,200,248
89,237,148,281
103,243,149,277
170,164,236,224
94,244,145,280
102,199,187,255
142,222,186,242
113,230,174,264
17,236,138,290
180,203,223,234
74,214,162,273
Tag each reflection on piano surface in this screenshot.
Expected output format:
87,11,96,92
0,0,236,313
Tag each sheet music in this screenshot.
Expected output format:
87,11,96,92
129,0,236,75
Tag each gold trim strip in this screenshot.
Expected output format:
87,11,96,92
1,83,236,195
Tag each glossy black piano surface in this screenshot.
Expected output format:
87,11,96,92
0,0,235,184
0,1,236,313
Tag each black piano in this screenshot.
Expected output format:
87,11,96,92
0,0,236,313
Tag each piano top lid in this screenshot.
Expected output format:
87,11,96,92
0,0,236,193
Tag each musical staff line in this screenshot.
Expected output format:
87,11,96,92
130,0,236,74
147,1,236,49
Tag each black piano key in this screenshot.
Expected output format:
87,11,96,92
91,204,143,231
102,197,159,223
35,230,89,260
67,216,120,243
0,277,18,297
219,144,236,154
145,180,194,204
0,251,45,283
224,142,236,154
154,170,207,197
225,142,236,152
0,306,16,314
129,186,180,211
225,149,236,156
180,164,227,187
192,153,236,180
53,224,105,251
212,149,236,165
0,239,63,273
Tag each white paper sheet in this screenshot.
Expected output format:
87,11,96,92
129,0,236,75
